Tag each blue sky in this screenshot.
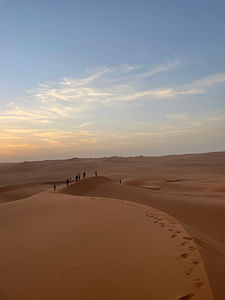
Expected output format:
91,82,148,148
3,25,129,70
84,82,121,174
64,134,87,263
0,0,225,161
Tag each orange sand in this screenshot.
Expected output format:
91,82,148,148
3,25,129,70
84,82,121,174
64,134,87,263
1,151,225,299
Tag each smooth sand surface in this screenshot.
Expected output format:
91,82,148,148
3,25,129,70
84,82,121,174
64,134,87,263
0,183,53,204
1,151,225,299
62,176,225,300
0,190,213,300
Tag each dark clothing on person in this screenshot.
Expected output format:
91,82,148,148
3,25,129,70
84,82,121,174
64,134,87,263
54,184,56,191
83,172,86,179
95,171,97,176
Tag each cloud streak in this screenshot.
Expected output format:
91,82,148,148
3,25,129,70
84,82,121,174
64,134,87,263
1,64,225,127
137,58,180,78
1,60,225,160
31,69,225,112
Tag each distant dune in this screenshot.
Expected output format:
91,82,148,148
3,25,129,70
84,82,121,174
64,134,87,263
1,151,225,299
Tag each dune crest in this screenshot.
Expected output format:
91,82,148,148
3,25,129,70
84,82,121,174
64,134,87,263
1,152,225,299
0,190,214,300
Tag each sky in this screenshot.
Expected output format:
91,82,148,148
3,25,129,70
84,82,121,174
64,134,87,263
0,0,225,162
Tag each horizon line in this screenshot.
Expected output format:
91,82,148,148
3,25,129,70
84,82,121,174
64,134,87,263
1,150,225,164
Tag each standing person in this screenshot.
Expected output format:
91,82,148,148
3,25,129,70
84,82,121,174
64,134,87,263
66,178,69,187
95,171,97,176
83,172,86,179
120,179,122,184
54,184,56,191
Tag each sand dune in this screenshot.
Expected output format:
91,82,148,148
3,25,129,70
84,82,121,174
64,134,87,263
61,176,113,196
0,190,213,300
1,152,225,299
62,176,225,300
1,151,225,188
0,183,53,203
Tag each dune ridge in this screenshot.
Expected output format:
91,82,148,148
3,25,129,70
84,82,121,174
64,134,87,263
0,188,214,299
1,151,225,299
61,174,225,300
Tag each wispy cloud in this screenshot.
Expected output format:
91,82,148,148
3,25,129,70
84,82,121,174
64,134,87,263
165,114,188,121
1,64,225,128
79,122,92,128
1,60,225,160
137,58,180,78
32,69,225,109
177,73,225,95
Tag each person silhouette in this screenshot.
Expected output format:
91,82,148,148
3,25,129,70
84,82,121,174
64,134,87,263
95,171,97,176
54,184,56,191
83,172,86,179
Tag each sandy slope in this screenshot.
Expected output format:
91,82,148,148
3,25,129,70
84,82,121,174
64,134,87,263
0,189,213,300
62,176,225,300
0,183,53,203
0,151,225,299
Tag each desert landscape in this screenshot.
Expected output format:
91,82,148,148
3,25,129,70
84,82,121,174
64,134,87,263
1,151,225,299
1,0,224,299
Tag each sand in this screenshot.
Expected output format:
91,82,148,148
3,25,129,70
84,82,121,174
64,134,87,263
1,151,224,299
0,191,213,300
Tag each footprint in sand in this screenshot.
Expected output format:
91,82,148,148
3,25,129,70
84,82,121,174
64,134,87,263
146,214,154,218
185,267,193,276
194,281,203,288
193,278,204,288
171,234,177,238
191,259,199,265
179,294,194,300
181,241,187,246
180,252,190,259
189,246,196,252
183,236,194,241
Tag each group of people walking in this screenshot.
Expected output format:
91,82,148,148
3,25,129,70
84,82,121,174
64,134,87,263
53,172,123,191
74,172,86,183
66,172,87,187
53,171,98,191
